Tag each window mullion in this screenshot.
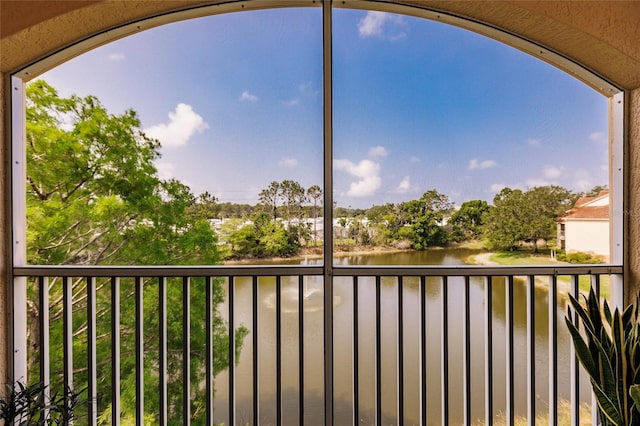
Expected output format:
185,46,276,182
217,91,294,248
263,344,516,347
322,1,334,424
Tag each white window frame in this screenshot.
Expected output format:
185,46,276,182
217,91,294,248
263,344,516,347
9,0,626,385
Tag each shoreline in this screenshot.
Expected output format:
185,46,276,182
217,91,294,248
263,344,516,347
224,248,601,299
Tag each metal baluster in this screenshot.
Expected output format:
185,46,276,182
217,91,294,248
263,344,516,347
353,276,359,425
39,277,51,421
421,276,427,426
298,275,305,425
376,275,382,426
506,275,514,425
135,277,144,425
63,276,74,423
205,277,214,425
229,276,235,426
527,275,536,425
549,275,558,426
183,277,191,425
441,276,449,426
158,277,167,425
398,276,404,424
463,276,471,425
276,276,281,426
111,277,121,426
253,276,259,426
570,275,579,426
485,276,493,426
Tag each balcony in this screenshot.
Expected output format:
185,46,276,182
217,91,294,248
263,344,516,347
11,263,623,425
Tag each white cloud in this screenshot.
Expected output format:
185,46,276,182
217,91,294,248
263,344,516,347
107,53,125,62
468,159,497,170
368,146,388,158
239,91,258,102
395,176,411,194
573,179,593,191
589,132,604,141
358,11,387,37
156,162,176,180
283,98,300,107
525,178,552,187
527,138,541,146
358,11,407,40
543,166,564,179
298,81,320,97
523,166,566,188
334,158,381,197
278,157,298,168
145,103,209,148
490,183,507,193
410,156,420,163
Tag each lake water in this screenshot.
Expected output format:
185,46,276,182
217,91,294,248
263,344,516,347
213,249,591,425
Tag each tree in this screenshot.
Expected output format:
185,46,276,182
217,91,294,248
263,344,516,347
448,199,490,242
25,80,246,423
523,185,576,251
280,179,307,222
187,191,218,222
306,185,323,245
483,188,528,250
227,212,299,258
483,185,576,251
397,190,453,248
365,203,395,223
584,185,608,197
258,181,280,220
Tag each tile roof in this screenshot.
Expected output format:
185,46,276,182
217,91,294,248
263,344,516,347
559,190,609,220
561,205,609,220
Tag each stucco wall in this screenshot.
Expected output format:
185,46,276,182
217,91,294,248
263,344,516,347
0,74,6,387
628,88,640,303
564,220,610,258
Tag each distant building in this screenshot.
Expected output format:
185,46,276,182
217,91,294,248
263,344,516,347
557,191,609,260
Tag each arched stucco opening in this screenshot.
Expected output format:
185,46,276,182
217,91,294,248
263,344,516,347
1,0,639,406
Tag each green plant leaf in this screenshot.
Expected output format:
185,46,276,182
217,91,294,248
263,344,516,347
565,315,598,378
612,310,629,424
631,385,640,415
569,293,597,336
593,380,625,425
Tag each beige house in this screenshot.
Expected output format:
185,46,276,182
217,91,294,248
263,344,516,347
558,191,610,260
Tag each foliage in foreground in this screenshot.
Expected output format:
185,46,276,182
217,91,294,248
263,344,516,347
565,289,640,425
0,383,84,425
26,80,246,423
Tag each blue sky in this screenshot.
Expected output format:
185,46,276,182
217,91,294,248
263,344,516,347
39,7,608,208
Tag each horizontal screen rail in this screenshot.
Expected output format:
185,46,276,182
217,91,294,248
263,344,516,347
332,264,622,277
14,263,622,278
13,264,325,277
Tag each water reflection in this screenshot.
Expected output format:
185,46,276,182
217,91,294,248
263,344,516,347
214,249,591,425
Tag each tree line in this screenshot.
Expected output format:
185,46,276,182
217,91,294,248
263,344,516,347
210,181,604,258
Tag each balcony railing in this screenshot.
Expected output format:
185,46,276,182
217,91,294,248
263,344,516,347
11,263,623,425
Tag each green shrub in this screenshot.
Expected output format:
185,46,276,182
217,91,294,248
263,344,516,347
556,250,603,264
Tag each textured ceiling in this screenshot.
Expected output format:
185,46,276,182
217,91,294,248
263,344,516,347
1,0,639,89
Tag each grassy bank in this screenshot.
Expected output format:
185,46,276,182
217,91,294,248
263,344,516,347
478,249,611,299
472,400,593,426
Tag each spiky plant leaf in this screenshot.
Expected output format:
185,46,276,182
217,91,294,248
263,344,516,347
612,310,629,424
632,385,640,416
566,290,640,426
566,315,598,378
593,380,624,425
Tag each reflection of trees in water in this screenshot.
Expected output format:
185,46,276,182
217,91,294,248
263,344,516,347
220,390,397,425
226,258,593,424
